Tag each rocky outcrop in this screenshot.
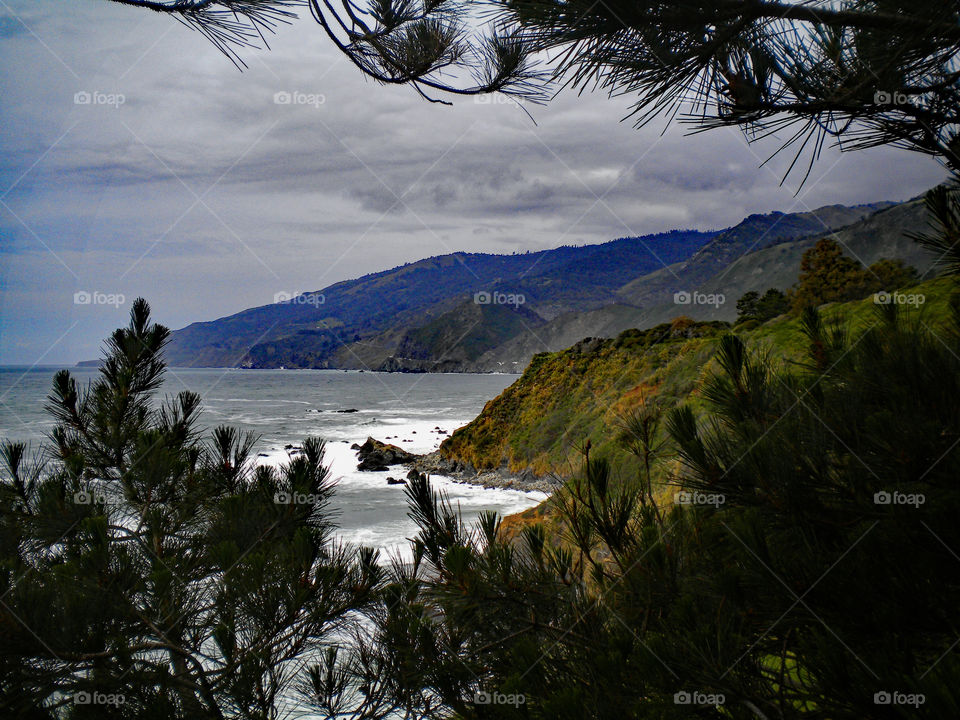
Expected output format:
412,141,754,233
353,437,417,471
349,439,558,493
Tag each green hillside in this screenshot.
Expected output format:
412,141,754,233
379,300,546,371
440,275,957,479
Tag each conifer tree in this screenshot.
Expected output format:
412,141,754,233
343,299,960,719
790,237,870,311
0,299,380,718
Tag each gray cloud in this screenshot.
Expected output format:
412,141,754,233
0,0,948,364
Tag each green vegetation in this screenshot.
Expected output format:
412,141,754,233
0,301,381,718
441,276,957,480
736,288,789,324
348,283,960,719
732,240,919,326
441,319,730,477
787,238,918,313
4,282,960,717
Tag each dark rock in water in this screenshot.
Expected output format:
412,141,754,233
350,443,361,450
406,469,427,482
284,444,294,450
386,477,407,485
355,436,416,471
336,408,359,413
258,453,269,457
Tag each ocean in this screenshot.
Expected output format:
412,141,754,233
0,366,546,561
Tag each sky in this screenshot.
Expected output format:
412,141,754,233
0,0,949,365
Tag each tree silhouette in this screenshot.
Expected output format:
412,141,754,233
790,237,870,310
0,299,380,718
737,287,789,322
106,0,960,176
345,302,960,718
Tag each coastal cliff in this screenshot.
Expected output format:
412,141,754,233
436,275,958,487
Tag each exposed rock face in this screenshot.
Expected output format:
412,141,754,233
350,437,558,493
355,437,417,471
409,451,561,494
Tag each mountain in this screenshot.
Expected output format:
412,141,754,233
463,200,920,371
632,197,937,326
377,300,547,372
615,203,893,307
164,230,716,368
161,197,929,372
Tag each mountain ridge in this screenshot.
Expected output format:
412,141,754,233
136,197,931,373
161,229,718,368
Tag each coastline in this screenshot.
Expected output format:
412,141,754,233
406,449,562,495
349,436,561,495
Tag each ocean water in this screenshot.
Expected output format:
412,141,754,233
0,366,546,561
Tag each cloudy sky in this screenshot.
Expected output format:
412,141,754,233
0,0,948,364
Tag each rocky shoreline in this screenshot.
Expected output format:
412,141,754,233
408,450,561,494
351,437,560,494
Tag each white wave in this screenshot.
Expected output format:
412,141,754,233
254,424,545,565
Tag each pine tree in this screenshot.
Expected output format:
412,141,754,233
736,291,761,322
346,299,960,719
790,237,870,311
106,0,960,176
0,299,380,718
